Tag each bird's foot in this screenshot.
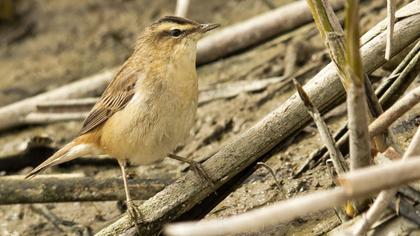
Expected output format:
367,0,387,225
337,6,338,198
168,154,215,187
126,200,143,234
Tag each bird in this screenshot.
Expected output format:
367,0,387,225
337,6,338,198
25,16,219,227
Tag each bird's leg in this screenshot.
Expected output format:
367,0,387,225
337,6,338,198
118,160,142,232
168,153,214,186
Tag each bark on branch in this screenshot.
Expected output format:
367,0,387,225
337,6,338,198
0,69,115,131
0,175,169,204
197,0,345,64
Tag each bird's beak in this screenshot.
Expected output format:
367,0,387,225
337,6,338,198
200,23,220,33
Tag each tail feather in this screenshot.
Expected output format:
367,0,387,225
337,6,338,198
25,141,88,179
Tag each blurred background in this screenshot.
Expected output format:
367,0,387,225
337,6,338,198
0,0,292,106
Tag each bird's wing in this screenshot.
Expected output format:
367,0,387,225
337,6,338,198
79,67,138,135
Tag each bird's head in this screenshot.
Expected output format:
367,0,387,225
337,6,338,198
135,16,219,58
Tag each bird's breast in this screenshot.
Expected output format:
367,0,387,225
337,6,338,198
100,63,198,165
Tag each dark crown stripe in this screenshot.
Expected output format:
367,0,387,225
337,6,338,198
157,16,198,25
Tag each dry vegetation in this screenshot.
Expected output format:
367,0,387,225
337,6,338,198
0,0,419,235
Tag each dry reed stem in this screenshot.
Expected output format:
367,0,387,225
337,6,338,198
165,155,420,236
293,78,347,174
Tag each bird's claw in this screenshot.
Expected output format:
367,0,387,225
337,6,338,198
126,200,143,234
189,161,215,187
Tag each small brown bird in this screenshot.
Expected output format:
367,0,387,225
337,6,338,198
25,16,219,225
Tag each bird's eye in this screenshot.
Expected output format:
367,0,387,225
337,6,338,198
169,29,182,37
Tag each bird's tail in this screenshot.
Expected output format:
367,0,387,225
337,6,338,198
25,138,95,179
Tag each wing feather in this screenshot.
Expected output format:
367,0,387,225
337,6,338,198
79,67,138,134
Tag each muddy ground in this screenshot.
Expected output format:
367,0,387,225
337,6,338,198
0,0,419,235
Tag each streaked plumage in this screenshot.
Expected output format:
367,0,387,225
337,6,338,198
25,16,219,227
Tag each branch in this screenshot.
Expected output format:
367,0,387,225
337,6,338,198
0,69,115,131
385,0,396,60
369,85,420,137
376,40,420,104
23,112,89,124
165,155,420,236
0,175,169,204
95,5,420,235
198,77,287,105
175,0,190,17
197,0,346,64
256,162,282,191
36,97,97,113
293,78,347,174
306,0,349,88
379,41,420,109
345,0,371,170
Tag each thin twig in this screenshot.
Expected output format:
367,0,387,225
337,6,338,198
293,78,347,174
24,112,89,124
175,0,190,17
376,40,420,99
369,86,420,137
380,45,420,109
385,0,396,60
30,204,92,235
294,77,348,220
283,40,300,77
36,97,98,113
256,162,282,191
262,0,277,9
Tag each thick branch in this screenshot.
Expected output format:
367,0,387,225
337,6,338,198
0,175,169,204
0,69,115,131
197,0,345,64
